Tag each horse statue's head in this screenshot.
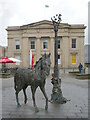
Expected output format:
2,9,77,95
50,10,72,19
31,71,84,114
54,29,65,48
35,53,51,77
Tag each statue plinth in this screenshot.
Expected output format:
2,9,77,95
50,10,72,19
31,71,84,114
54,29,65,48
51,74,67,103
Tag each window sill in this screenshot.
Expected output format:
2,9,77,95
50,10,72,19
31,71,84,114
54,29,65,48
41,49,50,52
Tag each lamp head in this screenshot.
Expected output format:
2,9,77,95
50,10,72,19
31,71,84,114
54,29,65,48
51,14,62,24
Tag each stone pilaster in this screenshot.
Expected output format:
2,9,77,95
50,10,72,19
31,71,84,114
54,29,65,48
36,37,41,60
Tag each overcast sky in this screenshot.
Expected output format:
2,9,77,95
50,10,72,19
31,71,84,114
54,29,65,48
0,0,89,46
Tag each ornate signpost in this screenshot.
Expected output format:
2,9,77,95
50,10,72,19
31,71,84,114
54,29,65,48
51,14,67,103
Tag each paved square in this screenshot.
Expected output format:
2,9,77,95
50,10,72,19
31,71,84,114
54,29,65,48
0,74,88,119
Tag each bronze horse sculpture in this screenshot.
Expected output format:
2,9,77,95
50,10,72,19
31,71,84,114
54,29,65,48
14,53,51,112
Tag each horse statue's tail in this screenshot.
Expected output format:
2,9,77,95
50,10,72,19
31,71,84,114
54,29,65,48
14,70,19,91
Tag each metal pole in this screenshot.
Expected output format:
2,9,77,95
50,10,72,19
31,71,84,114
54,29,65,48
51,14,68,103
54,25,58,78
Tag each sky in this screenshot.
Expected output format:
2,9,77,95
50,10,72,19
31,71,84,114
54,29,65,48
0,0,89,46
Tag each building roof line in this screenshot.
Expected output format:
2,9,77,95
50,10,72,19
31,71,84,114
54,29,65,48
6,20,86,31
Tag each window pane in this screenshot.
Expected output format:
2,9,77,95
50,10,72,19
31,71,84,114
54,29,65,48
58,54,61,64
72,55,76,63
72,59,76,63
15,56,20,65
16,45,20,49
58,54,60,59
72,39,76,48
58,40,60,49
16,40,20,45
43,40,48,49
16,40,20,49
72,55,76,58
31,40,35,49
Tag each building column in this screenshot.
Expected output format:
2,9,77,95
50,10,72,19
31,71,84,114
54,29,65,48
62,37,69,68
22,37,29,67
36,37,41,60
79,36,84,67
50,38,54,68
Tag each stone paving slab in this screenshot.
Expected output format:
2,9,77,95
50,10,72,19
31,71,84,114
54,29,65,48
0,74,89,119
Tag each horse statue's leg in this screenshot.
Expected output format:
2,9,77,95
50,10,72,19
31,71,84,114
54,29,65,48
15,90,21,106
31,86,39,112
40,85,48,110
23,87,27,104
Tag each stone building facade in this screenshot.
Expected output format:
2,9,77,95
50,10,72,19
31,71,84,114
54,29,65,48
0,46,5,58
6,20,86,68
0,46,8,68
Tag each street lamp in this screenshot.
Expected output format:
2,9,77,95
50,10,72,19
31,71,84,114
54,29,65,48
51,14,67,103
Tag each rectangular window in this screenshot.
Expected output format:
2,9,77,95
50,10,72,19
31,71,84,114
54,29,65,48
72,39,76,48
16,40,20,49
15,56,20,65
58,40,60,49
72,55,76,64
43,40,48,49
58,54,61,64
58,54,60,59
31,40,35,49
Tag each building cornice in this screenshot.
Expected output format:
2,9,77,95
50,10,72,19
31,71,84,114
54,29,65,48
6,20,86,31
